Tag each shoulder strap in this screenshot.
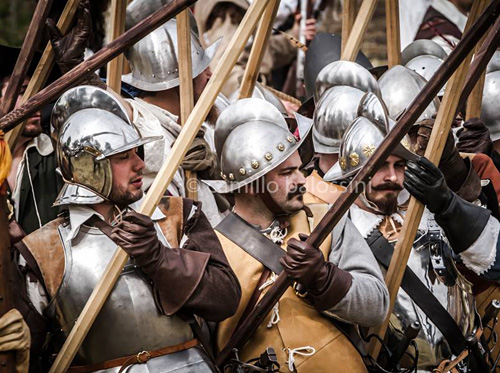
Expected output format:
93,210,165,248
366,229,467,355
215,212,285,274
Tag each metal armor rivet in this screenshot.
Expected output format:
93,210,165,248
277,144,285,151
167,71,171,75
349,152,360,167
228,173,235,180
251,161,259,169
152,74,155,78
339,157,347,170
221,172,227,180
362,145,376,157
265,152,273,161
239,168,246,175
287,136,294,143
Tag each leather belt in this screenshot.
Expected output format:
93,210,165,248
67,338,199,373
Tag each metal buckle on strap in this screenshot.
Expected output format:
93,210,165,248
293,282,308,298
136,350,151,364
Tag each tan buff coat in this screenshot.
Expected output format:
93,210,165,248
216,204,367,372
303,170,345,205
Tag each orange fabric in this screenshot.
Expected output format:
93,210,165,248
468,153,500,205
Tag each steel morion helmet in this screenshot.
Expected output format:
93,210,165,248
312,60,382,154
204,98,313,194
52,86,161,205
481,70,500,141
323,92,415,181
122,0,220,91
378,65,440,123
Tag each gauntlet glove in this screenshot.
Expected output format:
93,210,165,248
405,157,491,254
457,118,493,156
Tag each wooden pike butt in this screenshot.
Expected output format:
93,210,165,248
385,0,401,67
216,0,500,366
105,0,128,93
48,0,272,371
341,0,357,53
368,0,490,359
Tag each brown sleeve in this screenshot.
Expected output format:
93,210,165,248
178,200,241,322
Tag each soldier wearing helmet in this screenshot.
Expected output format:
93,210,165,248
204,97,388,372
325,93,500,371
9,86,240,372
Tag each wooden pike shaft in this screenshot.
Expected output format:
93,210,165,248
341,0,379,61
385,0,401,67
238,0,279,99
368,0,490,359
5,0,80,149
106,0,128,93
0,0,197,134
216,0,500,366
176,9,197,200
0,0,54,118
342,0,357,53
48,0,271,371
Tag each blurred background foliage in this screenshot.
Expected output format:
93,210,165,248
0,0,36,46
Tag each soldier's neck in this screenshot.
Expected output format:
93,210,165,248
92,203,118,224
142,89,180,117
233,194,275,229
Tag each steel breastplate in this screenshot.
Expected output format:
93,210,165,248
46,223,194,365
391,236,475,369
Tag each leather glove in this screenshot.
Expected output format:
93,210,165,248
404,157,453,215
110,210,209,315
0,309,30,373
457,118,493,156
281,233,327,289
412,119,468,192
280,233,352,311
46,0,105,88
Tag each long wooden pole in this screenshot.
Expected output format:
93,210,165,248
341,0,357,53
238,0,279,99
0,0,54,117
176,10,197,200
0,0,197,134
106,0,128,93
385,0,401,67
5,0,80,149
48,1,271,371
368,0,489,359
458,14,500,117
341,0,379,61
465,0,489,119
215,0,500,366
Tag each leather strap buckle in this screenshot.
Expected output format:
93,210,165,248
293,282,308,298
136,350,151,364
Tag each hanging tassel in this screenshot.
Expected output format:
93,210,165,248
0,130,12,195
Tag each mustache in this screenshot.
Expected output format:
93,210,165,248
371,182,403,191
287,185,307,199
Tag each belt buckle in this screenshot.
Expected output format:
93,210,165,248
136,350,151,364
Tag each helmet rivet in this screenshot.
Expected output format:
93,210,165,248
349,152,360,167
362,145,376,157
228,173,235,180
339,157,347,170
167,71,171,75
152,74,156,78
221,172,227,180
277,143,285,151
287,136,294,143
265,152,273,161
239,168,246,175
251,160,260,169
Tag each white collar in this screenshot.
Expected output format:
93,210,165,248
349,203,433,239
65,195,166,241
25,133,54,157
431,0,468,32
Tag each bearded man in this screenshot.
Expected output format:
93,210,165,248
325,94,500,371
7,86,240,372
204,98,389,372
